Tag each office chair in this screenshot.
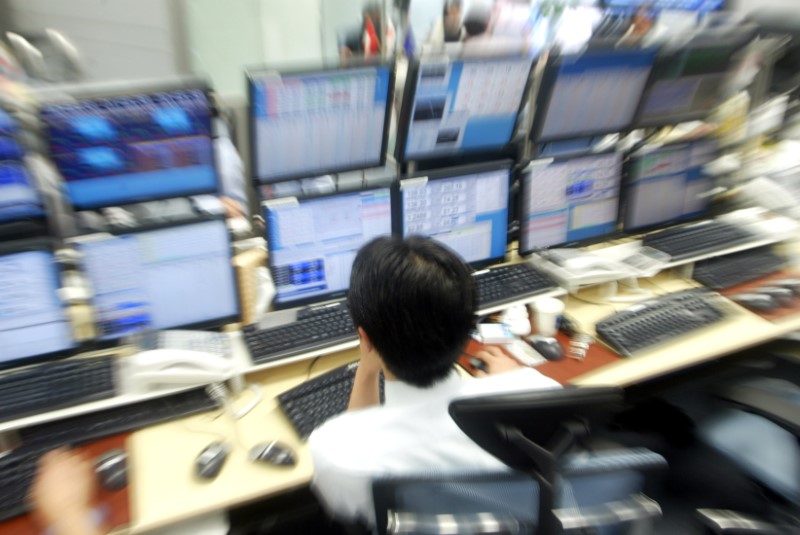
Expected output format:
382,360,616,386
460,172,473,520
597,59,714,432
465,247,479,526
695,376,800,534
370,387,667,535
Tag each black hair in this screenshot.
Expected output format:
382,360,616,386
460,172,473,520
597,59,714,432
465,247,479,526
349,236,476,388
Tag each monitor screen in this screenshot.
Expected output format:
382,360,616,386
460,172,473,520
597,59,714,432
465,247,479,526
41,87,218,209
400,57,533,161
76,219,239,340
0,245,76,368
533,49,656,142
264,187,393,308
635,40,746,127
519,152,623,254
396,162,511,268
0,108,45,223
605,0,724,11
249,64,393,183
623,141,717,233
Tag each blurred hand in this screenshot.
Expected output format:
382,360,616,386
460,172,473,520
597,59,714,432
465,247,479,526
220,196,246,220
473,346,522,376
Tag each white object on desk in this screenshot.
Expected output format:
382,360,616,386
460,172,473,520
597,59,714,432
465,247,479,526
501,305,531,336
533,297,564,337
125,349,235,394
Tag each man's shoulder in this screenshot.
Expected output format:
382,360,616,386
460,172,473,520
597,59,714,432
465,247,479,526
308,406,389,469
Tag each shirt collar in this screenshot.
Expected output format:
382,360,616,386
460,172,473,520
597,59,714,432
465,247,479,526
383,369,463,407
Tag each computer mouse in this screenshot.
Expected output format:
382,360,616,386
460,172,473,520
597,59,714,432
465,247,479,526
757,286,794,307
468,356,488,373
730,293,779,312
773,279,800,296
527,335,564,362
94,448,128,491
195,441,230,480
249,441,297,467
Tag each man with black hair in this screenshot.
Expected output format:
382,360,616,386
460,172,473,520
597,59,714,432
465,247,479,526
309,236,560,526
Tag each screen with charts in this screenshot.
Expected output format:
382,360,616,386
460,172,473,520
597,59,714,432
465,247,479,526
41,88,218,209
0,246,76,367
264,188,392,308
398,164,510,267
76,219,239,341
623,141,717,233
519,152,623,254
250,65,392,183
401,57,533,160
0,108,45,223
534,49,656,142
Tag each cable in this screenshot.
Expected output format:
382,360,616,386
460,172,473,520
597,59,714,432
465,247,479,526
306,356,323,380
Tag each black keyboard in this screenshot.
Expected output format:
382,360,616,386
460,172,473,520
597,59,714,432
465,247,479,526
642,220,756,261
475,263,558,310
0,388,217,522
693,247,787,290
595,289,726,356
0,356,116,423
278,362,384,440
243,301,358,365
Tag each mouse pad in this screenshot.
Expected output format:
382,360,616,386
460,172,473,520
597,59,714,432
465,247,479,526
459,333,621,385
719,271,800,323
0,434,131,535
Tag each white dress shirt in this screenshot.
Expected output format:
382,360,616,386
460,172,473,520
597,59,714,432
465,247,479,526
308,367,561,526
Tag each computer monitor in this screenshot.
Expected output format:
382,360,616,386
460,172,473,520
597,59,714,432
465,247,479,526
604,0,725,12
394,161,512,269
74,218,239,341
622,140,718,234
519,152,623,254
248,63,394,184
39,83,219,209
264,187,393,309
532,48,657,143
0,108,45,224
635,30,754,127
397,56,534,161
0,240,77,369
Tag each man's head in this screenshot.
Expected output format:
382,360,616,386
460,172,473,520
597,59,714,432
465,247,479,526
348,236,476,388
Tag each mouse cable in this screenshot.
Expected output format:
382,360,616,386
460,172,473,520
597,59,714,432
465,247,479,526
205,382,263,421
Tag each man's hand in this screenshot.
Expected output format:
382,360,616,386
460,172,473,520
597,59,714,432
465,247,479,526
348,327,384,410
473,346,522,376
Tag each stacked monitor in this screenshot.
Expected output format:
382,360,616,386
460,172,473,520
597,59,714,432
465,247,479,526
248,63,394,184
397,56,534,161
394,162,512,268
622,140,717,234
0,108,46,226
264,187,393,309
519,152,624,254
39,84,219,209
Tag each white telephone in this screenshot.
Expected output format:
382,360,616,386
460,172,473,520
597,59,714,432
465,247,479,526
126,349,235,394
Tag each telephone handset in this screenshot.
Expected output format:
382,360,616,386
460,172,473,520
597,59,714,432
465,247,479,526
126,348,235,394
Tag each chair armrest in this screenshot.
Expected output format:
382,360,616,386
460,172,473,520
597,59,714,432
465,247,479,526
561,448,668,477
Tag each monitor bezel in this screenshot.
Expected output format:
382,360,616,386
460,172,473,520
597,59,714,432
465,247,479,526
246,59,396,185
530,48,658,144
262,184,395,311
71,215,242,342
620,138,719,236
36,77,222,210
518,150,625,257
0,238,79,371
395,55,535,163
393,159,514,270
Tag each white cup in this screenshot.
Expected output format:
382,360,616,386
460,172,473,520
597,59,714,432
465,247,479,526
533,297,565,336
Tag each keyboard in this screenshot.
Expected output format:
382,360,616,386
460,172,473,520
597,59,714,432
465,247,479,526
475,263,558,310
278,362,384,440
642,220,757,261
0,356,116,423
692,248,787,290
0,388,217,522
595,289,726,356
243,301,358,365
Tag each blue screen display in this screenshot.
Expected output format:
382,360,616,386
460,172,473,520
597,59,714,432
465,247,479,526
0,108,45,223
41,89,218,209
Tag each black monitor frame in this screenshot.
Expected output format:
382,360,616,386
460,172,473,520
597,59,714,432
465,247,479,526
620,138,719,236
518,150,625,256
0,237,78,371
246,59,395,185
531,48,658,144
263,184,394,310
72,215,241,344
395,55,535,164
36,77,222,211
392,160,513,270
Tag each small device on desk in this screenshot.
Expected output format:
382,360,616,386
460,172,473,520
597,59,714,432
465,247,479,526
125,348,234,394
